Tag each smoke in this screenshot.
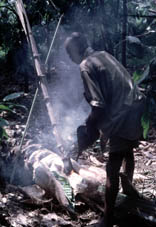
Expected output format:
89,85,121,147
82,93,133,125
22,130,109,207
36,4,110,153
28,25,90,153
29,8,100,154
48,28,90,150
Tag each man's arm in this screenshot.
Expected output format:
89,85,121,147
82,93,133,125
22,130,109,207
81,70,106,108
77,106,105,155
77,69,107,156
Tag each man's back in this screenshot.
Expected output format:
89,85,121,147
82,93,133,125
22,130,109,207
80,50,146,139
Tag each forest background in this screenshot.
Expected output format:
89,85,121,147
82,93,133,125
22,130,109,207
0,0,156,145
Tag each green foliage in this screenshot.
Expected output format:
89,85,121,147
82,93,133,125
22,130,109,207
141,112,150,139
132,70,150,139
0,117,9,140
53,171,75,212
0,104,13,112
0,0,156,142
0,92,26,143
0,102,10,142
0,0,155,67
0,0,19,55
133,71,143,83
0,0,156,93
0,92,27,112
0,118,9,127
3,92,24,101
0,47,6,59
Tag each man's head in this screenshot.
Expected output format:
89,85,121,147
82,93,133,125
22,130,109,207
65,32,88,64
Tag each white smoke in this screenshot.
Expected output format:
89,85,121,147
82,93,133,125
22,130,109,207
49,30,90,148
30,23,90,153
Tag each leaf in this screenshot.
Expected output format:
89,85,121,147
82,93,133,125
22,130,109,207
127,36,141,45
2,128,9,139
133,71,142,83
52,171,75,211
0,118,9,127
0,126,9,142
136,66,150,86
0,118,9,141
8,103,28,111
3,92,24,102
0,104,13,112
141,112,150,139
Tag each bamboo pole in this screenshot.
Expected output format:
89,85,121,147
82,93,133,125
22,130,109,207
10,0,65,184
15,0,64,154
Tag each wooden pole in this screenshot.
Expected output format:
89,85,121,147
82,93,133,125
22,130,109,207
15,0,64,154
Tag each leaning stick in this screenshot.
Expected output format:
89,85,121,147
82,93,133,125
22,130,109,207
15,0,64,152
10,0,64,183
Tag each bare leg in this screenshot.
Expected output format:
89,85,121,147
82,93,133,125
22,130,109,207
98,152,124,227
122,149,134,183
100,133,108,152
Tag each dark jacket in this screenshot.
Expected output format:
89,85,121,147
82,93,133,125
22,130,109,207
80,48,146,140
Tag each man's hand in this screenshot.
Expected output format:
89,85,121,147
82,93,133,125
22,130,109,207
76,106,105,159
77,124,99,158
77,125,89,154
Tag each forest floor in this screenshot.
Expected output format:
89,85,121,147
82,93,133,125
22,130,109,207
0,74,156,227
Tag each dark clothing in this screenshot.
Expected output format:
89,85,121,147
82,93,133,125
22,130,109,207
66,33,145,227
109,136,139,153
103,148,134,227
70,44,147,227
78,48,145,227
80,48,146,140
